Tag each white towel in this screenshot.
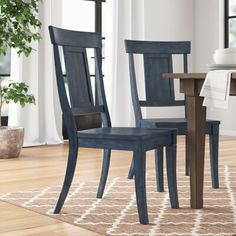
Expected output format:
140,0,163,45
200,70,232,109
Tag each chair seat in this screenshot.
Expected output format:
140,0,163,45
78,127,176,141
140,118,220,135
77,127,177,151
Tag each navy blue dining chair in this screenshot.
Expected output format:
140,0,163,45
125,40,220,192
49,26,179,224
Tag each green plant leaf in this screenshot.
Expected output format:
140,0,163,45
0,0,42,56
1,82,36,108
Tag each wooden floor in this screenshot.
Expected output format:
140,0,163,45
0,136,236,235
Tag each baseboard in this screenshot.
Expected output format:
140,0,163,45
220,130,236,136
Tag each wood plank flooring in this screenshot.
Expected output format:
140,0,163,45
0,136,236,235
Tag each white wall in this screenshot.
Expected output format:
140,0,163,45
143,0,195,119
62,0,94,31
194,0,236,136
194,0,220,72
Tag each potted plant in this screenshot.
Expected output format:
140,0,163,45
0,0,41,158
0,82,35,158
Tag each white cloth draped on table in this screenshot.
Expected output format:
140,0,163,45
200,70,232,109
8,0,63,146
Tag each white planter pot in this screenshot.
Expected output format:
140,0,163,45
0,126,24,159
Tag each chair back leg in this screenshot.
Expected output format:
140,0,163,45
134,148,148,224
209,124,219,188
185,135,190,176
128,157,135,179
97,149,111,198
166,144,179,209
155,148,164,192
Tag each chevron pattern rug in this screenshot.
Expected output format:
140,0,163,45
1,166,236,236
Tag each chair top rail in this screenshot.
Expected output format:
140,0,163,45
49,25,102,48
125,40,191,54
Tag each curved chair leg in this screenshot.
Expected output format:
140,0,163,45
209,124,219,188
155,148,164,192
128,155,135,179
97,149,111,198
166,144,179,209
134,148,148,224
185,135,190,176
54,144,78,214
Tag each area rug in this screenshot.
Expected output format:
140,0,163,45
1,166,236,236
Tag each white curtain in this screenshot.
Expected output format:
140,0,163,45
105,0,145,127
8,0,63,146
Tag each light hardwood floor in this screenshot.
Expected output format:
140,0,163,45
0,136,236,235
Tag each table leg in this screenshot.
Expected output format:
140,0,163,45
186,95,206,209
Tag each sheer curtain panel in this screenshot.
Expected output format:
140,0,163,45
8,0,63,146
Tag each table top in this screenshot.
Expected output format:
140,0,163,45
163,72,236,80
163,73,236,95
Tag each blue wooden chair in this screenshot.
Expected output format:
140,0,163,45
49,26,179,224
125,40,220,192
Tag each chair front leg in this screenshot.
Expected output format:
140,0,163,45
155,148,164,192
54,143,78,214
134,147,148,224
209,124,219,188
166,144,179,209
97,149,111,198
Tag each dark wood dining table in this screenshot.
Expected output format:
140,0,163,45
163,72,236,209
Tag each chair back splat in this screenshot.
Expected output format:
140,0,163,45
125,40,191,125
49,26,111,144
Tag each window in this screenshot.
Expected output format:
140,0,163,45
225,0,236,47
0,49,11,122
0,50,11,75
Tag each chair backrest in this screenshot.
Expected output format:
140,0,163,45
49,26,111,143
125,40,191,124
